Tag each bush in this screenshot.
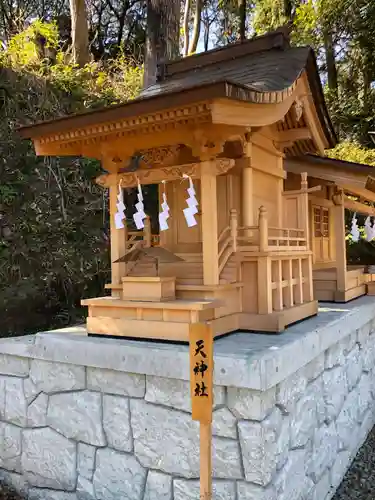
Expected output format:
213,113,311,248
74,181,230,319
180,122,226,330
0,22,142,336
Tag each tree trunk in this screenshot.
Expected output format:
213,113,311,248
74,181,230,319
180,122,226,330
323,29,338,95
284,0,293,20
144,0,180,88
69,0,90,67
238,0,246,41
183,0,191,57
188,0,202,55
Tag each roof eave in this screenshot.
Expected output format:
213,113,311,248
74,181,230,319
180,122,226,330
305,49,337,150
18,79,298,142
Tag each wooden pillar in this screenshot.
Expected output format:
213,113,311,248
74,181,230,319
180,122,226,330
104,157,127,294
257,258,272,314
257,206,272,313
258,206,268,252
242,160,253,228
144,215,152,248
201,161,219,285
277,156,284,228
333,197,347,292
300,173,310,250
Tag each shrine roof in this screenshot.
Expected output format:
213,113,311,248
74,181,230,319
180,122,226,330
18,27,336,149
288,154,375,174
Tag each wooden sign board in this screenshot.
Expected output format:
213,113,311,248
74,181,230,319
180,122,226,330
189,323,214,500
189,323,214,424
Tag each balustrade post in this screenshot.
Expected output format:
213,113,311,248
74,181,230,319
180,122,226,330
230,209,238,252
144,216,152,248
301,172,308,191
258,206,268,252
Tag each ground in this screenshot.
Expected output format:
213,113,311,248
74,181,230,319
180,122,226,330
0,486,22,500
332,425,375,499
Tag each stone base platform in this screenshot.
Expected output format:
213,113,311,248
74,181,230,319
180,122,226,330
0,297,375,499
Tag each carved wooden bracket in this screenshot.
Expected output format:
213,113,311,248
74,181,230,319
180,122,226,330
274,127,312,151
187,126,251,161
332,188,344,206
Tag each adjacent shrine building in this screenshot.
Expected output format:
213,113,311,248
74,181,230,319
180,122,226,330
285,154,375,302
19,28,338,340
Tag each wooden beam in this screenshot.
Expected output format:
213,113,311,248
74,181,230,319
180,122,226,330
285,160,366,192
275,127,312,147
285,185,322,196
95,159,235,188
344,196,375,216
339,183,375,205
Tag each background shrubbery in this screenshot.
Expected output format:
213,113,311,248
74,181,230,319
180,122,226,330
0,21,142,335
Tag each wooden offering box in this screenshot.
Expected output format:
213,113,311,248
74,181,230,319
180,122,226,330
121,276,176,302
20,28,338,340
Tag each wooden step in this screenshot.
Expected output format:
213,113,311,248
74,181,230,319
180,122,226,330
82,296,219,323
82,297,217,310
82,296,220,341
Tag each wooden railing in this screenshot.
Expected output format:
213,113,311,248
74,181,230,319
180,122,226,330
123,216,159,274
218,209,238,274
267,255,313,313
237,206,308,252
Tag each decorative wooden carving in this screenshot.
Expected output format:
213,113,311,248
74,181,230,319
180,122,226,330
96,159,235,188
38,104,212,151
293,99,304,122
141,145,181,166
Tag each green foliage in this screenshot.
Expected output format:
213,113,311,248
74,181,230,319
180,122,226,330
0,22,143,336
1,20,142,109
326,141,375,165
253,0,293,35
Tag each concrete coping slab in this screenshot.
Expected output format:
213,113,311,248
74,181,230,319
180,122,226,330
1,297,375,391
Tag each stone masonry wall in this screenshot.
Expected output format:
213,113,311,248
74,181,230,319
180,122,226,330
0,312,375,499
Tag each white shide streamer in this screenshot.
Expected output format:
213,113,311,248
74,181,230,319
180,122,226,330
158,185,170,231
114,182,126,229
364,216,375,242
350,213,360,242
133,181,147,230
182,174,198,227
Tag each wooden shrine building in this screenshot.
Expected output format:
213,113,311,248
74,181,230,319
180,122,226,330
20,28,337,340
285,154,375,302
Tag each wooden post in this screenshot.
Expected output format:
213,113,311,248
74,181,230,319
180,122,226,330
144,215,152,248
333,194,347,293
300,172,310,250
257,206,272,314
189,323,213,500
258,206,268,252
230,209,238,252
201,161,219,285
108,172,127,295
242,161,253,235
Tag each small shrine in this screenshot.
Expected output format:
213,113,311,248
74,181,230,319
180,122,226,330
285,154,375,302
20,28,337,339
